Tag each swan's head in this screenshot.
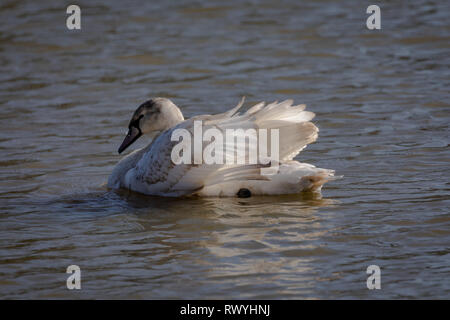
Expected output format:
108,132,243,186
118,97,184,154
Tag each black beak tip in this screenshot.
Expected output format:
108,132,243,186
117,127,141,155
118,144,127,154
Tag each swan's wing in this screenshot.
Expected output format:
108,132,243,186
133,98,318,195
132,117,268,196
129,122,202,195
206,98,318,161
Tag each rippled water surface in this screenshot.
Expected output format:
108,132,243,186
0,0,449,299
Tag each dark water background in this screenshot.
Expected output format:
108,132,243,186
0,0,449,298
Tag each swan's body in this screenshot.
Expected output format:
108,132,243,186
108,98,338,197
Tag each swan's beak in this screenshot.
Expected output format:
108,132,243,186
118,126,142,154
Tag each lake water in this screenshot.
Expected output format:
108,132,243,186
0,0,449,299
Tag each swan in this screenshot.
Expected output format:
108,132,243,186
108,97,339,197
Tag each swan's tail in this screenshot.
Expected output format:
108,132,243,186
299,170,342,192
264,162,341,194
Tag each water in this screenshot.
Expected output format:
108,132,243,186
0,0,449,299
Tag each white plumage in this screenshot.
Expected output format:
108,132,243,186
108,98,339,197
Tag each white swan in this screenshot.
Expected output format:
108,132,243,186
108,97,339,197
